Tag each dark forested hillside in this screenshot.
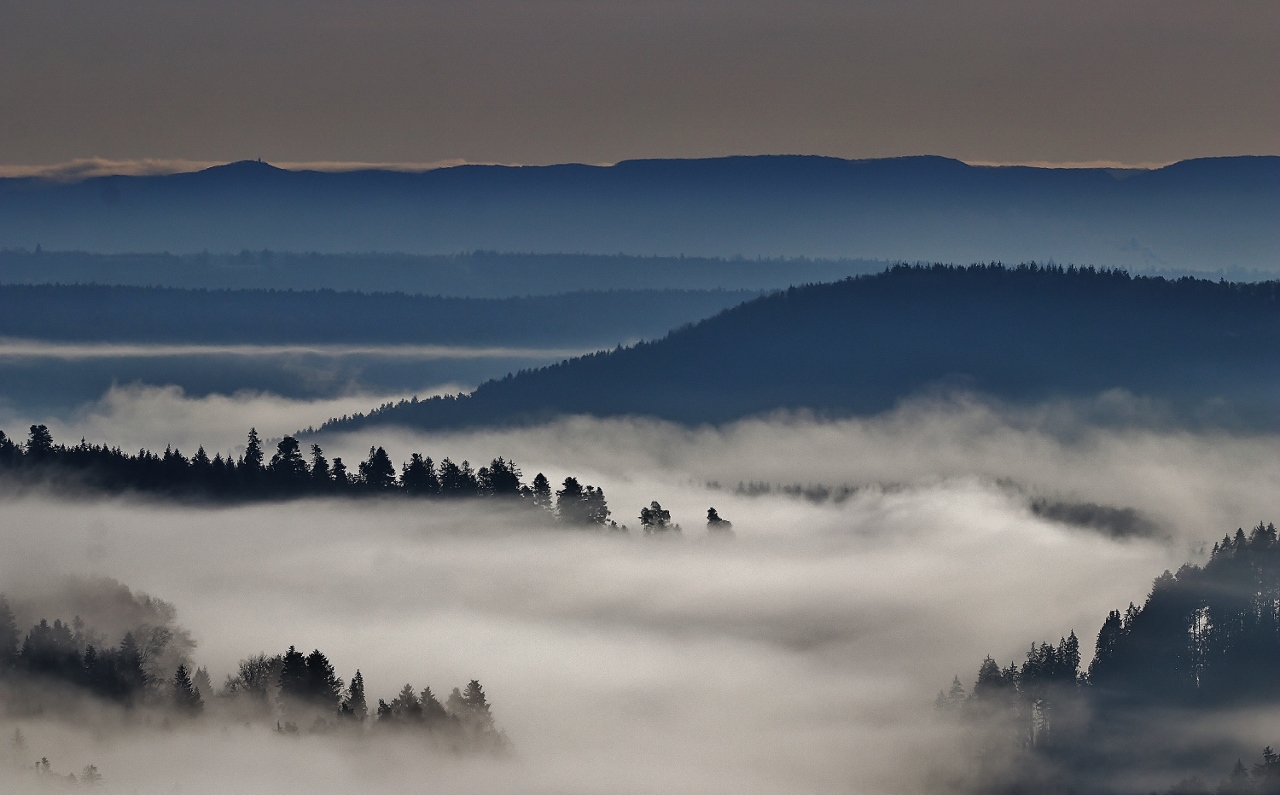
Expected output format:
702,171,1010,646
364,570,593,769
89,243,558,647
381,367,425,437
0,284,756,346
319,265,1280,433
943,523,1280,794
0,155,1275,270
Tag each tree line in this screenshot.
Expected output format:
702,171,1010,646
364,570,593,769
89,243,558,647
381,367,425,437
0,425,732,534
939,522,1280,794
0,593,503,750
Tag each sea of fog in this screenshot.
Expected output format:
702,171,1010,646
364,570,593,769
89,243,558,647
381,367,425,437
2,386,1279,793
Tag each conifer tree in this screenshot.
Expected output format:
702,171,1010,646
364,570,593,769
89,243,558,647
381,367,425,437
462,679,493,729
26,424,54,459
269,436,309,488
420,686,448,722
532,473,552,510
172,663,204,715
332,457,350,488
241,428,264,473
116,632,148,697
0,595,17,670
191,446,212,473
556,477,584,521
341,670,368,721
309,444,331,486
277,646,308,704
303,649,343,710
359,447,397,490
400,453,436,494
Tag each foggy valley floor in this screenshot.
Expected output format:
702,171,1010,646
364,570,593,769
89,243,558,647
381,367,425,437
2,400,1280,793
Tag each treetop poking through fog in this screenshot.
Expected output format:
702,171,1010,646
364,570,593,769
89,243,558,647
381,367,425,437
0,425,738,534
320,264,1280,433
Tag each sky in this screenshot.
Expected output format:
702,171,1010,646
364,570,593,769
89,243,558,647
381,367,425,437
0,0,1275,171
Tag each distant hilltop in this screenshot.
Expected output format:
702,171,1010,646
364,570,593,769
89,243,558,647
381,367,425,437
0,155,1276,270
317,264,1280,434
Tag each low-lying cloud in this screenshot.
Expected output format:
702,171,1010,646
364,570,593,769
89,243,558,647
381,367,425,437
1,389,1277,792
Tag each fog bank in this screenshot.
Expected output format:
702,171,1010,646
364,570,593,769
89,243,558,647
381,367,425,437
1,391,1277,792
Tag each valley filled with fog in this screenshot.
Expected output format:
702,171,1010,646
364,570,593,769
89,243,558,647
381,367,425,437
3,383,1277,793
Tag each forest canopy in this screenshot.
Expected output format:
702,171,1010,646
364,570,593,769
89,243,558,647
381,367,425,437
942,522,1280,794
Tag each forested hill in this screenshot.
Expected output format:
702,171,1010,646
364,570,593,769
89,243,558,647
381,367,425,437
1,155,1276,271
318,265,1280,433
941,522,1280,794
0,284,756,347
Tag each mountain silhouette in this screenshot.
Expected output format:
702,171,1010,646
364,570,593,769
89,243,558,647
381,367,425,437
317,265,1280,433
1,156,1275,271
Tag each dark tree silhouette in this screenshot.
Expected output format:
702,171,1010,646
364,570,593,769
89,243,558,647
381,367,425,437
438,458,479,496
460,679,494,731
531,473,552,510
303,649,343,711
479,457,523,496
0,595,17,670
172,663,204,715
268,436,309,489
26,425,54,460
950,521,1280,793
20,619,82,679
277,646,308,706
241,428,264,476
420,686,448,723
309,444,331,487
359,446,397,490
341,669,368,721
400,453,438,495
0,425,668,528
706,507,733,533
332,457,350,488
378,684,423,725
639,501,675,533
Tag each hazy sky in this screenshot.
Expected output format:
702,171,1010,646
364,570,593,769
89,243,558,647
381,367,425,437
0,0,1275,168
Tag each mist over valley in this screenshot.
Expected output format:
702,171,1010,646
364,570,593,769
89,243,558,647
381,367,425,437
2,3,1278,789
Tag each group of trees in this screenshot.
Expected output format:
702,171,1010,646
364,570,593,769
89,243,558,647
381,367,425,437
0,425,538,503
0,596,502,750
0,597,165,709
217,647,502,747
0,426,731,534
941,522,1280,793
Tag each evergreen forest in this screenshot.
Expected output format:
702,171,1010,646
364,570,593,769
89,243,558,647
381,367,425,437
318,264,1280,433
941,522,1280,794
0,425,720,534
0,591,505,751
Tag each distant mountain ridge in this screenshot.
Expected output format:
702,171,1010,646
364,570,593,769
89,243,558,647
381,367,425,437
0,284,757,347
1,155,1275,270
317,265,1280,434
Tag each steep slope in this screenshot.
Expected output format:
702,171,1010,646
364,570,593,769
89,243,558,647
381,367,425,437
1,156,1275,271
318,265,1280,432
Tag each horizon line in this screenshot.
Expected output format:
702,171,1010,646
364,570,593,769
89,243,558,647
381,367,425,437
0,154,1231,181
